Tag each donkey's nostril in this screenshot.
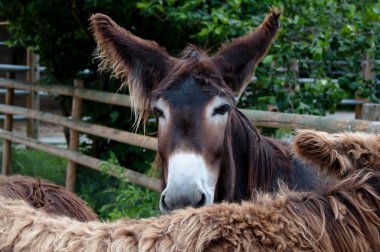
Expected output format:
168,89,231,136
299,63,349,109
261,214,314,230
160,195,170,212
195,192,206,208
160,188,208,213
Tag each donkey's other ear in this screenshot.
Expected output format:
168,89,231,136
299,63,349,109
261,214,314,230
212,9,281,96
292,129,380,178
292,129,353,178
90,13,174,126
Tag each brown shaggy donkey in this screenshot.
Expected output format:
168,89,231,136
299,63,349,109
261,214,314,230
90,9,325,213
0,175,98,221
0,130,379,251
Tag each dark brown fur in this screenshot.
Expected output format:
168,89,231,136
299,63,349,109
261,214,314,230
0,175,98,221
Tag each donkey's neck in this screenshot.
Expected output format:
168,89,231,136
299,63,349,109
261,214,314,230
219,110,294,201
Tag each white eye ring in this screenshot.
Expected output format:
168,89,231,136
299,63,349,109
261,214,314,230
153,107,165,119
212,104,230,116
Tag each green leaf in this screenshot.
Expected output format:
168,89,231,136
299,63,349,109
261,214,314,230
262,55,274,65
340,24,356,35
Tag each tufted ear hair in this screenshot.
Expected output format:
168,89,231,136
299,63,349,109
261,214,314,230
211,9,281,97
90,13,175,127
292,129,380,179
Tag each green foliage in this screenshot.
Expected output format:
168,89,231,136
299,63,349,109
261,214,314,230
97,152,160,220
8,147,67,186
1,0,378,125
137,0,379,115
2,0,378,118
98,181,160,220
74,150,159,219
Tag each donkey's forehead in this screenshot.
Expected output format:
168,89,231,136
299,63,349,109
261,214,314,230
152,57,235,104
153,74,234,108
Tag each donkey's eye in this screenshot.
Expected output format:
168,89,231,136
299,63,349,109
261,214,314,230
153,107,165,119
213,104,230,116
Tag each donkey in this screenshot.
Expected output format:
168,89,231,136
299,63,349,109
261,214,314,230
90,9,322,213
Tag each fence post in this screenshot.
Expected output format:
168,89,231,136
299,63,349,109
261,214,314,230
26,50,40,139
361,103,380,121
362,52,375,80
1,87,14,175
356,52,375,119
65,79,84,192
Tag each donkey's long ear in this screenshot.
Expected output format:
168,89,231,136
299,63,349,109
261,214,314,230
292,129,380,178
212,9,281,97
90,13,174,127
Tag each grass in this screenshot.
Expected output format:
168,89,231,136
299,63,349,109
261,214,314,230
1,146,67,186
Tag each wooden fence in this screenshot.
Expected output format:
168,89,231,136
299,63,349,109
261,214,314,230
0,77,160,192
0,76,379,193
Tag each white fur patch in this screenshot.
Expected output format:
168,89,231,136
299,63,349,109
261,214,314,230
153,98,170,127
165,152,217,205
205,96,231,124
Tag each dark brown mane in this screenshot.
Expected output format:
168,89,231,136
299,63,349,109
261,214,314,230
215,109,318,202
0,175,98,221
279,169,380,251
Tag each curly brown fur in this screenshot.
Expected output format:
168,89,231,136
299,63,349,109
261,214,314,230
1,167,379,251
292,129,380,178
0,175,98,221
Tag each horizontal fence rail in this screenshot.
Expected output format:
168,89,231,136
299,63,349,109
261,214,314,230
0,104,158,150
240,109,380,133
0,64,46,72
1,77,379,133
0,78,131,107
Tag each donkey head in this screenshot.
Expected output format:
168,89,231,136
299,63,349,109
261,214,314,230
91,10,280,212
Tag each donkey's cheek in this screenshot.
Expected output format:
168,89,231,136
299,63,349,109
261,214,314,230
203,96,230,151
202,115,228,159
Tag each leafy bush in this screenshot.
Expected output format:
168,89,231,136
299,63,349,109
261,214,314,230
76,162,159,219
97,152,160,220
2,0,378,118
137,0,379,115
99,182,160,220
